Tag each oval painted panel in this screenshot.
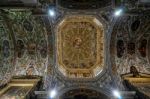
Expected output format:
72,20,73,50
16,40,25,58
2,40,10,58
23,19,33,32
128,42,135,55
117,40,124,58
39,40,47,58
131,20,140,32
139,39,147,57
27,41,36,55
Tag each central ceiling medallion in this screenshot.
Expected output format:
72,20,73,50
57,16,104,78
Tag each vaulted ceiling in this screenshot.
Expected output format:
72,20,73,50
0,11,49,86
0,0,150,98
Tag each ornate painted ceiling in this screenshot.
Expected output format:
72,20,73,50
110,16,150,89
111,16,150,75
56,16,104,78
0,0,150,98
0,14,15,85
0,11,49,86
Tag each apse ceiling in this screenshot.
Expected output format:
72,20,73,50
56,16,104,78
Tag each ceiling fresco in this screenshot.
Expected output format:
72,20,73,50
0,1,149,96
0,14,15,86
0,11,50,86
111,16,150,76
9,12,48,76
57,16,104,78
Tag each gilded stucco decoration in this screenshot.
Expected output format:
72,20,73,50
57,16,104,78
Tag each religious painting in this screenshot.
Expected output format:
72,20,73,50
26,66,34,76
117,40,124,58
27,40,36,55
2,40,10,58
130,66,140,77
16,40,25,58
127,42,135,55
139,39,147,57
57,16,104,78
131,19,140,32
26,61,36,76
39,40,47,58
23,19,33,32
1,86,32,99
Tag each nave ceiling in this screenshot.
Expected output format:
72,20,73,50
0,0,149,98
0,10,112,91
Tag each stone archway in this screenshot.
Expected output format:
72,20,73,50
59,88,110,99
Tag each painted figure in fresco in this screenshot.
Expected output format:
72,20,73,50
2,40,10,58
27,40,36,55
130,66,140,77
39,40,47,58
73,37,82,49
23,19,33,32
139,39,147,57
117,40,125,58
131,19,140,32
128,42,135,55
16,40,25,58
26,66,34,76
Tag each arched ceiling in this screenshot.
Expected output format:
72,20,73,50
0,11,49,86
0,14,15,85
60,88,110,99
0,0,149,96
111,16,150,76
0,11,111,91
10,12,48,76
